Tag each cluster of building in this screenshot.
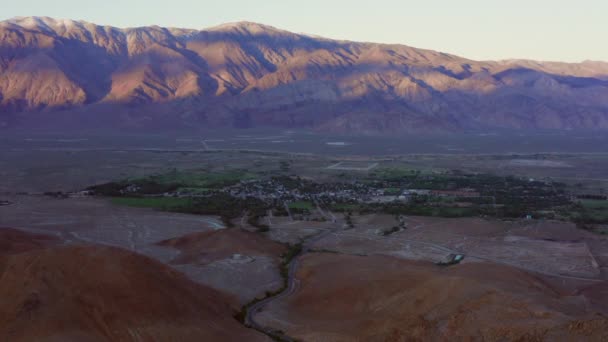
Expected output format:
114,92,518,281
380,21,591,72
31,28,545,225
219,177,484,207
225,178,379,203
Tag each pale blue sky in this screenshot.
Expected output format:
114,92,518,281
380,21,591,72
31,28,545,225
3,0,607,62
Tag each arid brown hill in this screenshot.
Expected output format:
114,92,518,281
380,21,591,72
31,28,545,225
0,227,59,255
0,228,268,342
158,228,286,265
258,253,608,341
1,16,608,132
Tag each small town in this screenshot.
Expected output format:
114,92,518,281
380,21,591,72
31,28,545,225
85,168,579,225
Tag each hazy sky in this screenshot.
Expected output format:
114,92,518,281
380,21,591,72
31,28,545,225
3,0,607,62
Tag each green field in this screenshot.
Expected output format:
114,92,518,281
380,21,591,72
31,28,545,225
383,187,402,195
288,201,314,210
90,170,258,197
565,199,608,224
176,187,211,194
330,203,361,212
139,170,256,189
580,199,608,210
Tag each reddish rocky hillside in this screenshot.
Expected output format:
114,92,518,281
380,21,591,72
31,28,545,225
0,228,59,255
0,228,268,342
1,16,608,132
258,253,608,341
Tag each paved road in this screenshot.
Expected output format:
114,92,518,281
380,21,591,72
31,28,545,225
244,214,342,341
283,202,294,221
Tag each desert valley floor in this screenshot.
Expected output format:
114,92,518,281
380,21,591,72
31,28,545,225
1,132,608,341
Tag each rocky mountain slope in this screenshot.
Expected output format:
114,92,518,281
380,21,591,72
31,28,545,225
1,16,608,132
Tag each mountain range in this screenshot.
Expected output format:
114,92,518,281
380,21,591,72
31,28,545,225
1,16,608,132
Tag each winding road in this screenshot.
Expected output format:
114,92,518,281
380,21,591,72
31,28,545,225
244,213,343,341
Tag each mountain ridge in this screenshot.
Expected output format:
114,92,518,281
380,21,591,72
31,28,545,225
1,16,608,132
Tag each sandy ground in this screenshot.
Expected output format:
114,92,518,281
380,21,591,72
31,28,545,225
0,195,284,303
159,229,287,303
265,216,335,244
308,214,606,281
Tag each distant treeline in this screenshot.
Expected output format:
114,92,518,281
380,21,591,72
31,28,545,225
577,194,608,200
